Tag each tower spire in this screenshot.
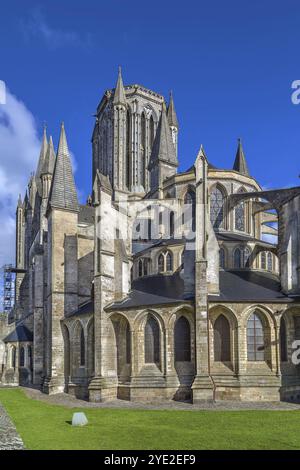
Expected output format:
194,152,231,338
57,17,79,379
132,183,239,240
233,138,249,176
48,123,78,212
41,136,56,176
167,91,179,129
36,126,48,190
113,66,127,106
149,106,178,169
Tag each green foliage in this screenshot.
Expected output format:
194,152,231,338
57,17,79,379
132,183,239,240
1,389,300,450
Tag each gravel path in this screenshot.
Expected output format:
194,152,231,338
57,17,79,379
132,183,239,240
0,403,24,450
22,387,300,411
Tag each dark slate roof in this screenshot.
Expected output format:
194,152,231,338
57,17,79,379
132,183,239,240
209,270,298,303
3,325,33,343
48,123,79,212
78,205,95,224
216,231,276,247
107,269,299,311
67,300,94,318
107,273,187,310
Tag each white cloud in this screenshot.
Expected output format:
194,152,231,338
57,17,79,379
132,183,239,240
0,88,40,268
20,9,92,49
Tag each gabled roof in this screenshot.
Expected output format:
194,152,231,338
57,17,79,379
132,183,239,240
3,325,33,343
48,123,78,212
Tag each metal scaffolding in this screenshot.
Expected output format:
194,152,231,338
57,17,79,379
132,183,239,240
0,264,15,314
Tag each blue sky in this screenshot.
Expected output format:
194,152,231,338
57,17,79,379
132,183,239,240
0,0,300,265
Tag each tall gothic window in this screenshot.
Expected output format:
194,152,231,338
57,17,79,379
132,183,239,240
80,327,85,366
219,248,225,269
138,259,143,277
261,251,266,270
234,248,242,268
166,252,173,271
235,188,246,232
184,190,196,232
28,345,32,369
247,313,264,361
149,115,155,149
210,186,225,229
170,211,175,238
158,254,164,273
126,110,131,190
174,317,191,362
140,113,146,188
19,347,25,367
11,346,16,369
144,316,160,363
126,323,131,364
143,259,149,276
214,315,231,362
280,317,287,362
267,252,273,271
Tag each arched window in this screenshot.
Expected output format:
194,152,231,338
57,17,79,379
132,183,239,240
149,115,155,149
235,189,246,232
280,317,287,362
144,316,160,363
219,248,225,269
158,254,164,273
143,259,149,276
267,252,273,271
126,110,131,190
234,248,242,268
20,347,25,367
28,345,32,369
80,327,85,366
214,315,231,362
244,246,251,268
138,259,143,277
261,251,266,270
210,186,225,229
247,313,264,361
174,317,191,361
140,113,146,188
170,211,175,238
166,252,173,271
184,190,196,231
126,323,131,364
11,346,16,369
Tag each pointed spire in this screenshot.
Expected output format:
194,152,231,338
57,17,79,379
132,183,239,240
36,125,48,179
48,123,78,212
149,106,178,169
17,194,22,208
233,138,250,176
113,66,127,106
41,136,56,176
167,91,179,129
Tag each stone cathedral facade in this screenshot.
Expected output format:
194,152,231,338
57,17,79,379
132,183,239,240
1,69,300,403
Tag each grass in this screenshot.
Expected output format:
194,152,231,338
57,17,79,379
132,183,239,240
1,388,300,450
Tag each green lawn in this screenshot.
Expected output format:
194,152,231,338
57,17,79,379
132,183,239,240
1,388,300,450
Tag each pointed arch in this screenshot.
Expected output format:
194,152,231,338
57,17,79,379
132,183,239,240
210,184,227,229
80,326,85,366
219,247,226,269
184,189,196,231
126,109,131,190
247,312,265,361
235,187,247,232
166,251,173,271
19,346,25,367
140,112,146,188
158,253,164,273
174,316,191,362
214,314,231,362
144,315,160,364
11,346,16,369
280,316,288,362
149,114,155,149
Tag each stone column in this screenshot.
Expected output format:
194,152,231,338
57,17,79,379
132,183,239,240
191,147,214,402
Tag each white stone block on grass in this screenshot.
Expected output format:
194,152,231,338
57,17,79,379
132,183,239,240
72,412,88,426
